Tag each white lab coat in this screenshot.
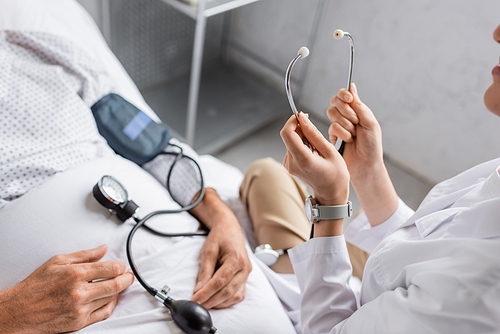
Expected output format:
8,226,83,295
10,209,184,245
289,158,500,334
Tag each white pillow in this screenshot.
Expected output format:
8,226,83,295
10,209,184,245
0,0,159,121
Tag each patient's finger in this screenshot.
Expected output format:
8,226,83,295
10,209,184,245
89,270,134,301
210,283,246,310
86,295,118,327
193,245,218,295
200,270,248,309
81,260,127,282
192,256,243,306
52,244,108,266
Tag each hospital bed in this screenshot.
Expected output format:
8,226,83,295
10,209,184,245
0,1,296,332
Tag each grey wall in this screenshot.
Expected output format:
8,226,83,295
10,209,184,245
227,0,500,184
78,0,500,184
77,0,225,91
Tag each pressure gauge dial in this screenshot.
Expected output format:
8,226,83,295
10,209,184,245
93,175,139,222
99,175,128,204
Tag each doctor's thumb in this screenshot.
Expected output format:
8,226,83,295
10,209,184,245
299,112,329,150
350,83,359,99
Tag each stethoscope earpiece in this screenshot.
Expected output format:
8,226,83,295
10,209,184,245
333,29,345,39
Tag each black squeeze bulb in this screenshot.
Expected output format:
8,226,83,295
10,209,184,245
164,297,217,334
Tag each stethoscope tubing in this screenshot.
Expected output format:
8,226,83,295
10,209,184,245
126,143,207,296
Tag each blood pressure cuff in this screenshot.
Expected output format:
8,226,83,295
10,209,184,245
91,93,172,165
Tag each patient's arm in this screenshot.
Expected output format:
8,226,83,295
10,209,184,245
189,188,252,310
0,245,134,334
328,84,399,227
142,140,252,309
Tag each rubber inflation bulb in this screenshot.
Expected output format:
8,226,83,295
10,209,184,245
164,298,216,334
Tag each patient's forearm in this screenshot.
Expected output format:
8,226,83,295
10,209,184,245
351,160,399,227
190,188,235,229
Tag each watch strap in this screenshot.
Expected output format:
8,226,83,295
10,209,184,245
316,201,353,220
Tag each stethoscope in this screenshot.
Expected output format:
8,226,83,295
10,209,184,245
92,143,216,334
285,28,354,156
278,29,355,244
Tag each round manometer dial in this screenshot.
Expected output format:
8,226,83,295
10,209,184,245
100,175,128,204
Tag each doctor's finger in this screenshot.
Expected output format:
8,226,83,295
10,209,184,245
349,83,377,126
280,115,313,159
328,98,359,125
331,88,353,104
329,122,354,143
329,97,359,124
327,106,357,137
329,131,338,145
297,112,335,157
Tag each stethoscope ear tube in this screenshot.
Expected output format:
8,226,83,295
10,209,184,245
285,53,304,123
285,47,313,149
334,30,355,156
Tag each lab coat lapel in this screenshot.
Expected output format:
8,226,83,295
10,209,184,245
397,184,477,230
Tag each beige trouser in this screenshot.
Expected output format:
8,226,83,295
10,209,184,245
239,158,369,279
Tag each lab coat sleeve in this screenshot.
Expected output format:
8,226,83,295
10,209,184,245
290,236,499,334
141,138,215,206
290,236,357,334
344,198,414,254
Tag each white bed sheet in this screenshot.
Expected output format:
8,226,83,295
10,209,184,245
0,154,296,333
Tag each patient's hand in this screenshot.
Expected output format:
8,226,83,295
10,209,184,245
0,245,134,333
189,188,252,309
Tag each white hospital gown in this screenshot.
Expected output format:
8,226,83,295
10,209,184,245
0,31,204,209
290,158,500,333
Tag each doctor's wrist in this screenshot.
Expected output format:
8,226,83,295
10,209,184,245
313,190,349,207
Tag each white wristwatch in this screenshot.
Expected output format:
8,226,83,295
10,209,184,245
305,196,352,224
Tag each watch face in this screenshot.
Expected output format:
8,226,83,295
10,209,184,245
305,197,313,223
100,176,128,204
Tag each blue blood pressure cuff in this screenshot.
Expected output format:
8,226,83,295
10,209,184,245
91,93,172,165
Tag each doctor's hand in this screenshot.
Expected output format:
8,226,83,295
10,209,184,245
0,245,134,334
329,83,399,227
328,83,383,182
280,112,350,208
189,188,252,310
